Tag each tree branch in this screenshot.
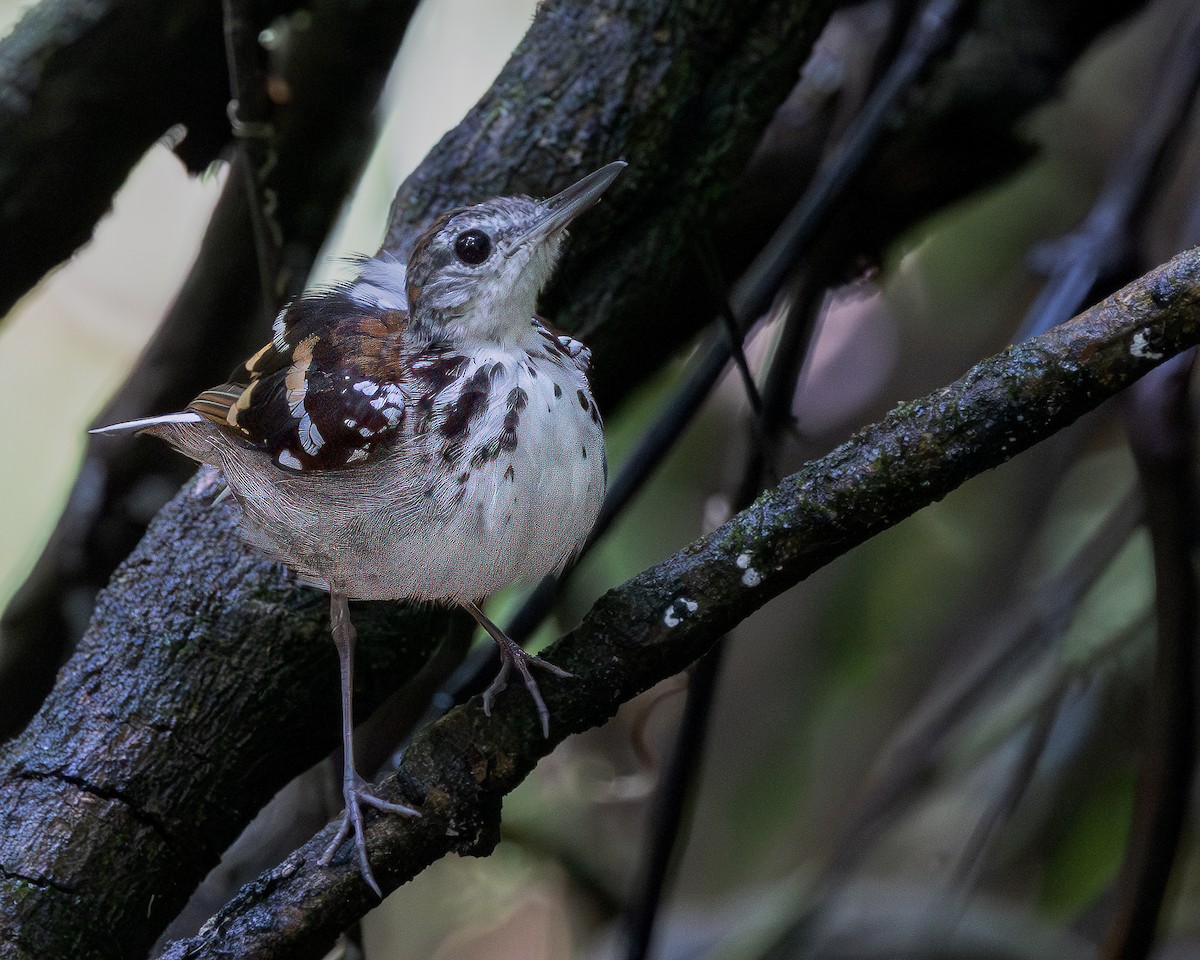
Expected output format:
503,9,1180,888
148,250,1200,960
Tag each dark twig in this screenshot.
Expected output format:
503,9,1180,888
621,643,727,960
1101,350,1199,960
828,485,1143,878
1020,3,1200,339
474,0,970,670
221,0,281,323
621,268,821,960
146,249,1200,960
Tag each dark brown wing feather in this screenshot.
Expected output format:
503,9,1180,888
190,294,410,471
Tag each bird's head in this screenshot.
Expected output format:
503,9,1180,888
405,161,626,345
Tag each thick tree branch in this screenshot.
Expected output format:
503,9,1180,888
0,0,250,317
0,0,422,740
147,251,1200,960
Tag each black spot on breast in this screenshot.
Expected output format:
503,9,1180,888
457,470,470,484
471,437,502,467
419,353,468,392
504,464,515,482
441,366,492,439
507,387,528,412
590,403,602,426
553,383,562,399
525,363,538,378
412,396,435,435
423,484,435,498
581,445,587,459
577,389,589,410
452,487,467,505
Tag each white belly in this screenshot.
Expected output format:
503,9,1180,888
223,351,605,604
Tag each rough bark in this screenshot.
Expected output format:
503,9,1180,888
0,0,422,740
0,0,242,317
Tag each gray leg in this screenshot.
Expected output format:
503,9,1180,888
464,600,572,738
318,591,420,897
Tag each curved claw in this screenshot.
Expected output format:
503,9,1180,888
465,600,574,737
319,774,420,898
482,643,573,738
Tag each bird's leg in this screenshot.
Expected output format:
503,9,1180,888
319,591,420,898
464,600,572,738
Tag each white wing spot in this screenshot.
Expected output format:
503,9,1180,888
297,414,324,454
353,380,380,396
277,449,303,470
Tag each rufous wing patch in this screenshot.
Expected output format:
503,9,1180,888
190,293,411,471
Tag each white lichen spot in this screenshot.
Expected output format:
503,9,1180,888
742,567,762,587
1130,330,1164,360
663,597,698,628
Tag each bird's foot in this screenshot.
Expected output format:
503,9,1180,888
319,771,420,898
481,630,573,739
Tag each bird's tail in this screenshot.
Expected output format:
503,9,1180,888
89,411,203,435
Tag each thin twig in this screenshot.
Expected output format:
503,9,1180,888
1100,350,1199,960
621,643,727,960
1020,3,1200,339
828,485,1143,878
620,263,822,960
222,0,281,323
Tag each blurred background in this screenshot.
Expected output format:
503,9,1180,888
2,0,1200,958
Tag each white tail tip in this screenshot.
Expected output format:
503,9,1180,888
90,411,203,435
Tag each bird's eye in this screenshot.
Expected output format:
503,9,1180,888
454,229,492,265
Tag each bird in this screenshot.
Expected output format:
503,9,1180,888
93,160,626,896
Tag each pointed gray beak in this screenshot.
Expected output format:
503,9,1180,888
507,160,627,253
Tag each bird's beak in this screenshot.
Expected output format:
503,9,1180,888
506,160,627,254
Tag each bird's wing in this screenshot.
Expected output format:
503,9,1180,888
190,294,411,471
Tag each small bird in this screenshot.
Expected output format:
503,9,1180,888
94,161,625,895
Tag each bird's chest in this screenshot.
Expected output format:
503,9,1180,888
389,349,604,594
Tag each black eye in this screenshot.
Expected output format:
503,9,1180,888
454,229,492,265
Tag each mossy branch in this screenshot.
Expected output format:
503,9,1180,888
155,251,1200,960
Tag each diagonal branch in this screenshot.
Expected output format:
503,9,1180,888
154,249,1200,960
